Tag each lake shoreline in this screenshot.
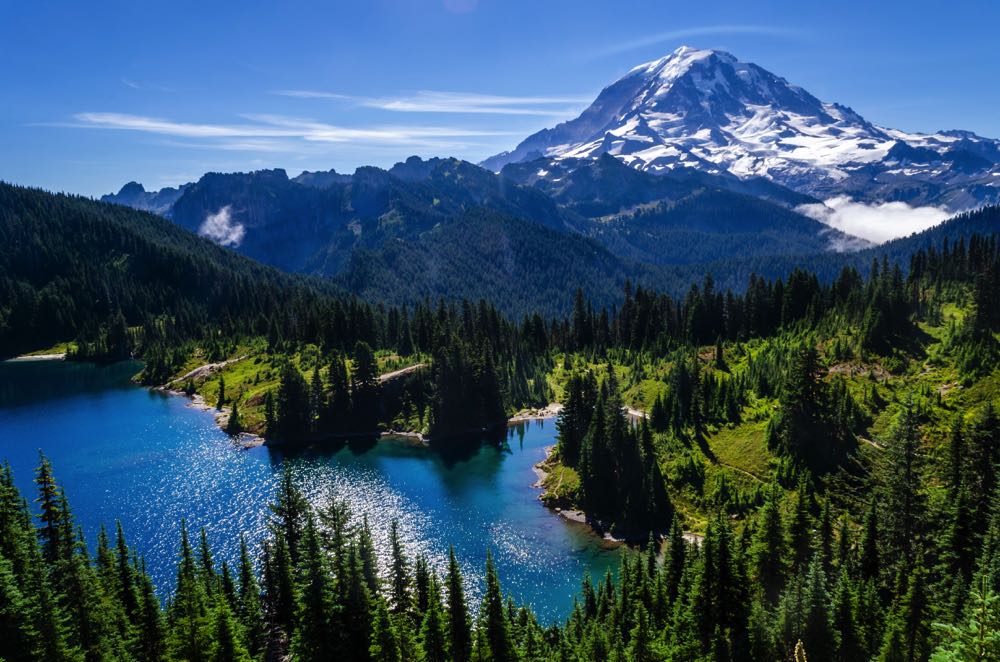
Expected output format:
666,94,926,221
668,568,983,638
532,444,629,547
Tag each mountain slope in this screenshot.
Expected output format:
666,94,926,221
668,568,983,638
484,46,1000,211
103,155,863,281
335,207,656,316
0,182,341,357
500,153,862,263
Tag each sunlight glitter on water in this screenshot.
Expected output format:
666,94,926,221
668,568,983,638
0,360,622,622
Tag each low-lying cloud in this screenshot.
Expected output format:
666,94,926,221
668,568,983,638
797,196,951,245
199,206,245,247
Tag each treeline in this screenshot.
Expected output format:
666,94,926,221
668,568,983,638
555,233,1000,357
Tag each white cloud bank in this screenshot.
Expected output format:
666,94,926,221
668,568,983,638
796,196,951,245
199,206,244,247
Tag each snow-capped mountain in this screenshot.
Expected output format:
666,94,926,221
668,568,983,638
482,46,1000,211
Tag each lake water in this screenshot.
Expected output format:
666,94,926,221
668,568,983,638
0,359,621,622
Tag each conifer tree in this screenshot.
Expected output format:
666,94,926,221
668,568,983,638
481,551,514,662
351,340,382,431
370,598,402,662
446,546,472,662
860,500,881,583
832,571,862,662
419,576,449,662
752,486,786,605
881,403,925,572
216,375,226,410
236,534,265,658
388,520,413,617
293,515,340,660
342,541,373,662
802,555,837,660
274,362,311,439
226,399,242,435
167,521,212,662
210,600,251,662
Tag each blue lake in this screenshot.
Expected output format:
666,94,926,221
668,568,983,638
0,358,621,622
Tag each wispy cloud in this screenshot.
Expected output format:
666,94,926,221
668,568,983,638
273,89,588,116
58,111,520,153
590,25,805,59
69,112,517,141
121,78,171,92
797,196,950,244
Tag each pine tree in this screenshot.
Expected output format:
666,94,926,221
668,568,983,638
210,600,251,662
357,517,380,595
0,555,43,661
446,547,472,662
216,375,226,410
388,520,412,617
136,560,166,661
930,576,1000,661
293,515,341,660
481,551,514,662
881,403,925,572
627,604,659,662
351,340,382,431
269,468,308,565
236,534,265,658
34,452,68,565
226,399,242,435
752,486,786,605
274,362,310,439
879,563,930,662
370,599,401,662
788,481,813,575
860,500,880,583
802,555,837,660
167,521,212,662
419,576,449,662
343,542,374,662
308,363,323,431
832,572,861,662
265,535,297,638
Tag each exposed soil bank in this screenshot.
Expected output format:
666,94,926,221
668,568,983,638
5,353,67,362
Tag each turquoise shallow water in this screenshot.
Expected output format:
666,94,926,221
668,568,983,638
0,359,621,622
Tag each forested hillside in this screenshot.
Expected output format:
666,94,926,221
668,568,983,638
5,181,1000,660
0,183,342,358
101,156,860,316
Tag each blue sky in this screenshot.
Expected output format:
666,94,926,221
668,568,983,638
2,0,999,196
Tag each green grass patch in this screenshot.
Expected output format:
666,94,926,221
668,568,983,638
705,420,772,478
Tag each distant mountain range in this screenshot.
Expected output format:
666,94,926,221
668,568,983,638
102,155,860,305
99,46,1000,311
483,46,1000,211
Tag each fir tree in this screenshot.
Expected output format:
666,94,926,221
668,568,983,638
481,551,514,662
446,546,472,662
369,599,401,662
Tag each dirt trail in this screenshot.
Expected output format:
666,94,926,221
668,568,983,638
378,362,427,384
172,355,247,384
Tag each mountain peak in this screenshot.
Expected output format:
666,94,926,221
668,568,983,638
628,45,732,77
482,47,1000,211
118,181,146,196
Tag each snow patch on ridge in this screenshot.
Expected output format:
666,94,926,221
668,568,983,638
796,196,951,245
